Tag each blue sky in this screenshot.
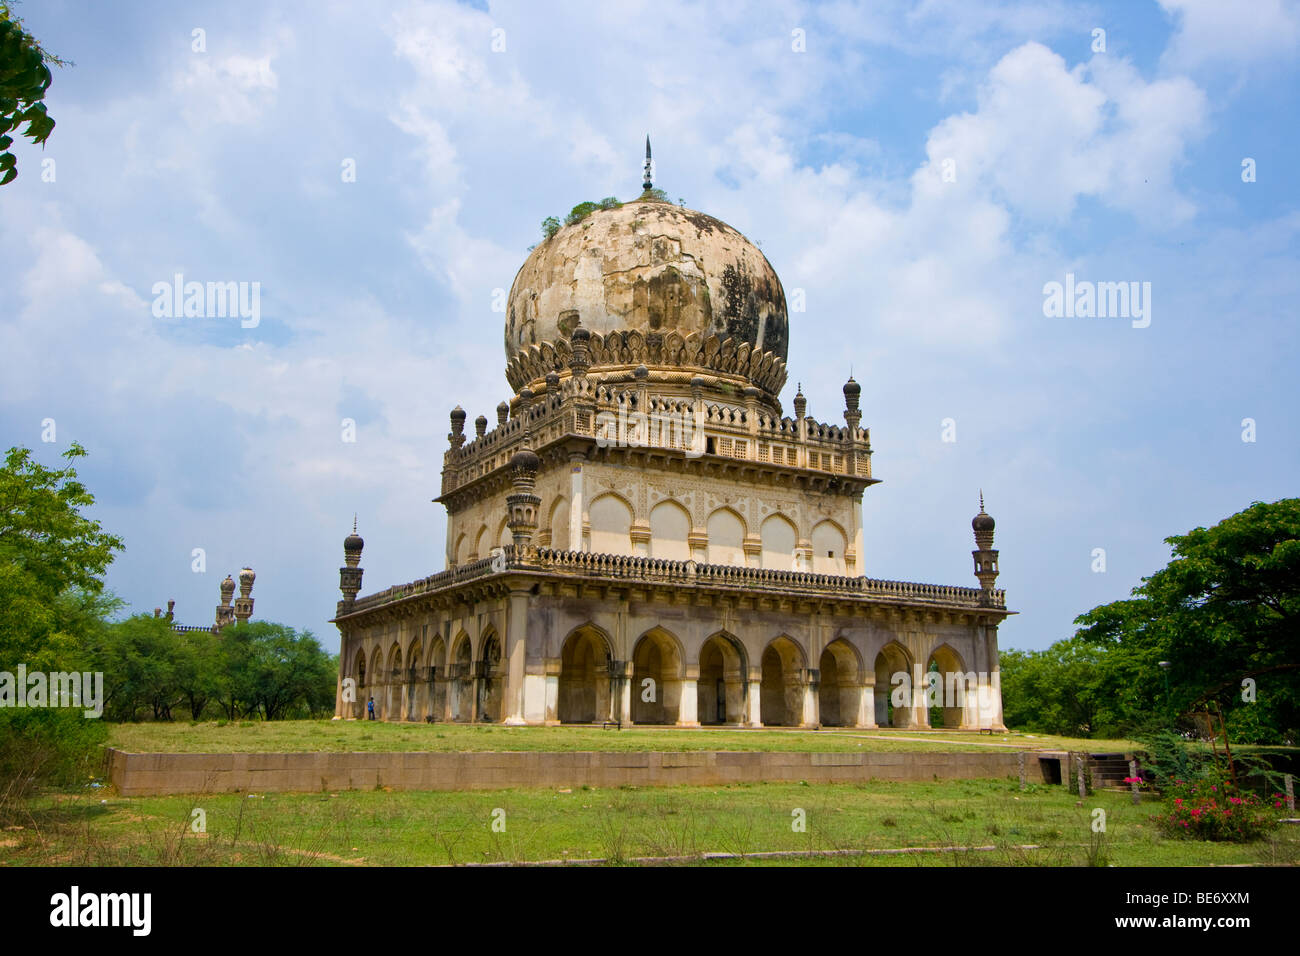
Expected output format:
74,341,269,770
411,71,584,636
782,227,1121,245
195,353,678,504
2,0,1296,655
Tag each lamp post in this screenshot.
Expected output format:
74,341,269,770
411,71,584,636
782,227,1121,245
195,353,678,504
1158,660,1171,713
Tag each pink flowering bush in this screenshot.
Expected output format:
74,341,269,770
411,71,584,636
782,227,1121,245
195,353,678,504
1157,777,1281,842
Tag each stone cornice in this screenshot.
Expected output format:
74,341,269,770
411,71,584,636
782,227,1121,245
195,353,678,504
505,329,788,395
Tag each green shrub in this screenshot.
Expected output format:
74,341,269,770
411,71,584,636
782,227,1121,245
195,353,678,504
1157,777,1281,842
0,709,108,820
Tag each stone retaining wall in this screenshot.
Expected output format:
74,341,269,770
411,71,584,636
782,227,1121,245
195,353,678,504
105,748,1023,796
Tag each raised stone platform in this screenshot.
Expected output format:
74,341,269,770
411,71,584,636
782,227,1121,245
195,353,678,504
105,747,1023,796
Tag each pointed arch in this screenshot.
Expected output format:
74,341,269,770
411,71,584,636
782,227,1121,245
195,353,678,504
589,493,634,556
873,641,913,728
649,499,691,561
760,513,797,570
478,628,505,722
426,634,447,671
558,623,613,723
473,525,490,561
406,637,424,671
631,626,684,725
760,635,807,727
384,642,403,721
819,638,863,727
548,496,570,552
811,520,848,575
453,532,469,566
927,642,975,729
697,630,748,725
706,507,746,566
449,631,474,722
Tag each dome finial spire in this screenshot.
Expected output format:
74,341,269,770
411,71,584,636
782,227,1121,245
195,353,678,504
643,135,653,191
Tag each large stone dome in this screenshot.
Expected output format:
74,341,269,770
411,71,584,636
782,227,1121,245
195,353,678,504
505,199,789,375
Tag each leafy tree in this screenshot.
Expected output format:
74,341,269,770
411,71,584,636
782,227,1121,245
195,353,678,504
999,638,1130,737
0,2,66,185
173,628,223,720
208,622,335,720
94,614,185,721
541,215,560,239
1073,498,1300,743
0,444,117,803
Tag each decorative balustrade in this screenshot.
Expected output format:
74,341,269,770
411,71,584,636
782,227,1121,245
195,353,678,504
342,546,1006,616
442,376,872,495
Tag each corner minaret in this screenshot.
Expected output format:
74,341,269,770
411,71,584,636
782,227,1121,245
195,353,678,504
972,492,999,601
505,447,542,550
233,567,255,623
448,406,466,450
339,518,365,612
215,574,236,629
842,375,861,431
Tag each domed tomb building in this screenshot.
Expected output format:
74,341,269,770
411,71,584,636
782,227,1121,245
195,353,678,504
333,152,1010,729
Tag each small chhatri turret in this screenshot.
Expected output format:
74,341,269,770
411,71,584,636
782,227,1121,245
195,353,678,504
505,446,542,551
215,573,236,629
233,566,255,622
972,492,999,600
339,517,365,612
843,375,861,431
449,406,467,449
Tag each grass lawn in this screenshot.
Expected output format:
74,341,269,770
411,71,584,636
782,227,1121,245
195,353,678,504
5,778,1296,867
107,719,1140,754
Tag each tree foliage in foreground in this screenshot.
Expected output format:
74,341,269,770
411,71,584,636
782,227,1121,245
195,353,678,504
0,444,118,802
1004,499,1299,744
0,2,65,185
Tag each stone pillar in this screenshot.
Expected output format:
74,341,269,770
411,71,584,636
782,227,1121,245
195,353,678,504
910,662,929,728
503,587,530,724
987,627,1006,730
630,522,651,558
743,386,760,445
687,530,708,563
543,658,561,725
614,660,633,725
678,675,700,727
745,677,762,727
742,535,762,568
854,681,875,728
690,376,706,457
522,671,547,724
569,454,586,552
802,669,819,727
334,666,345,720
850,498,864,575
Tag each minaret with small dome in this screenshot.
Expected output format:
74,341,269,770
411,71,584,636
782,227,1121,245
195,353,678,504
972,492,999,600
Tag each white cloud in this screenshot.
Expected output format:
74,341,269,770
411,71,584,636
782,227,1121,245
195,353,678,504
920,42,1206,225
1159,0,1300,72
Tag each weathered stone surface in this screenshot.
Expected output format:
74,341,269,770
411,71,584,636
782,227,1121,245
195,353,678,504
507,201,788,367
105,747,1021,795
